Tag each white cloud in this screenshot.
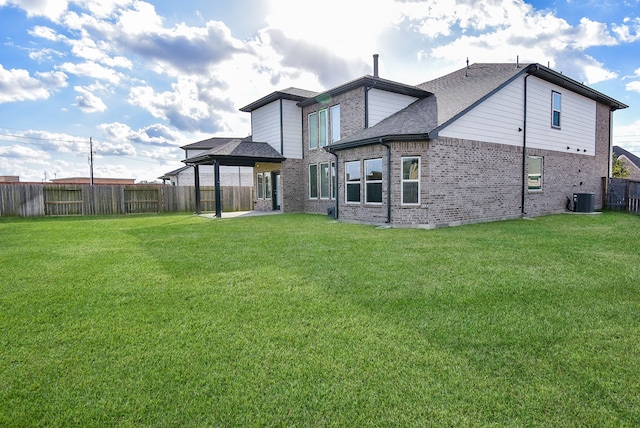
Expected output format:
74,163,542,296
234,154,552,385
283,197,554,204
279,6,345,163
74,86,107,113
56,61,123,84
98,122,182,147
0,144,50,159
626,81,640,93
0,65,68,104
3,0,68,20
612,17,640,42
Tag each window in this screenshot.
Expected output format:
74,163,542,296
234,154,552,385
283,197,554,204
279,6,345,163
528,156,543,191
331,161,336,200
365,158,383,204
309,164,318,198
402,157,420,205
309,112,318,149
265,172,272,199
319,109,328,147
345,161,361,203
552,91,561,128
257,173,264,199
320,163,330,199
330,105,341,143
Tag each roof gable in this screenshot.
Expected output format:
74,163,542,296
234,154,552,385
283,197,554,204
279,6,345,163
614,146,640,169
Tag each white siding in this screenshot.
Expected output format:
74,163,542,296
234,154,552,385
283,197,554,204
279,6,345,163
439,75,597,156
439,78,524,146
251,101,281,153
368,89,418,127
281,99,303,159
526,77,596,155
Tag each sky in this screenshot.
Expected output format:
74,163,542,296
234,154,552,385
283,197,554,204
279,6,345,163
0,0,639,183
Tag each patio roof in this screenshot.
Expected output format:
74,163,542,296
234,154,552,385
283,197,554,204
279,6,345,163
182,138,286,167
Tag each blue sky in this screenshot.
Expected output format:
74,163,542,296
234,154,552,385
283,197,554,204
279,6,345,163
0,0,639,182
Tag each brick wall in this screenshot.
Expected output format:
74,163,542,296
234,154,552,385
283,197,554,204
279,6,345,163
332,106,611,227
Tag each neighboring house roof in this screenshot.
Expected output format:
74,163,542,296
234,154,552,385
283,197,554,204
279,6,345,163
613,146,640,169
240,87,319,112
158,166,190,180
328,63,628,152
183,137,285,167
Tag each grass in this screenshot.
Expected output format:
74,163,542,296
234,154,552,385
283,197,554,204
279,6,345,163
0,211,639,427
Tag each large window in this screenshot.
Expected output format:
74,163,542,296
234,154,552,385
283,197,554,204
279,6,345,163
528,156,543,191
330,105,341,143
257,173,264,199
552,91,561,128
319,109,328,147
320,163,330,199
264,172,272,199
309,164,318,198
345,161,361,203
309,112,318,149
402,157,420,205
308,105,340,149
365,159,383,204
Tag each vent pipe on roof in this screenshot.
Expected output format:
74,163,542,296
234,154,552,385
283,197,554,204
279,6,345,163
373,54,379,78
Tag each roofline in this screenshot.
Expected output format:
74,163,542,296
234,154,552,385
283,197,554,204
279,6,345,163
298,76,432,107
526,63,628,110
182,154,285,167
325,133,431,153
239,91,312,112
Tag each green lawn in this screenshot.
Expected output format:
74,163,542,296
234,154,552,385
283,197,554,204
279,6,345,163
1,212,639,427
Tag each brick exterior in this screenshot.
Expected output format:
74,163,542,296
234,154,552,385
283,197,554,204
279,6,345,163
302,87,367,215
328,101,613,228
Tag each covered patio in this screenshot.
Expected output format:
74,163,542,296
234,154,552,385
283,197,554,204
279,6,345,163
182,137,285,218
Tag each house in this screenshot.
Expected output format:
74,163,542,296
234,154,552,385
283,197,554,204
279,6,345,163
160,138,255,186
184,58,627,226
613,146,640,181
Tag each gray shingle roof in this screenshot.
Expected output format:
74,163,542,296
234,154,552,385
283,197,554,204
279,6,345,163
183,138,285,166
329,63,526,150
613,146,640,169
240,87,319,112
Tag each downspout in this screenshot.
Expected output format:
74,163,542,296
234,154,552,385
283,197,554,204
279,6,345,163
522,66,537,215
279,99,284,155
333,151,339,219
381,140,391,224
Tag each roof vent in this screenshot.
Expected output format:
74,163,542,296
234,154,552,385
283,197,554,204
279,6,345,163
373,54,379,78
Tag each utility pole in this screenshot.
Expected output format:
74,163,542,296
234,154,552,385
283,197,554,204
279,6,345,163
89,137,94,186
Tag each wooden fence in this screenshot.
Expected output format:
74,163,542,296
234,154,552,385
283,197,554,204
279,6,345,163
0,184,252,217
606,178,640,215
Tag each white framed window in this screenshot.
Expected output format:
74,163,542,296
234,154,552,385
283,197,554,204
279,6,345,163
319,109,328,147
256,173,264,199
365,158,383,204
528,156,543,191
552,91,561,128
345,161,361,203
401,157,420,205
264,172,272,199
308,112,318,149
330,105,341,143
320,163,330,199
309,164,318,198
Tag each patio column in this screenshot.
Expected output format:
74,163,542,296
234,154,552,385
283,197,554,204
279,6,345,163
214,161,222,218
193,164,201,214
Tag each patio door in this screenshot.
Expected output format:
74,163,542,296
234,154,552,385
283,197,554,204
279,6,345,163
272,171,282,211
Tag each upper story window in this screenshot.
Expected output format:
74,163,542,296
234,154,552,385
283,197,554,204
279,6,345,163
309,112,318,149
552,91,561,128
309,105,340,149
330,105,341,143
